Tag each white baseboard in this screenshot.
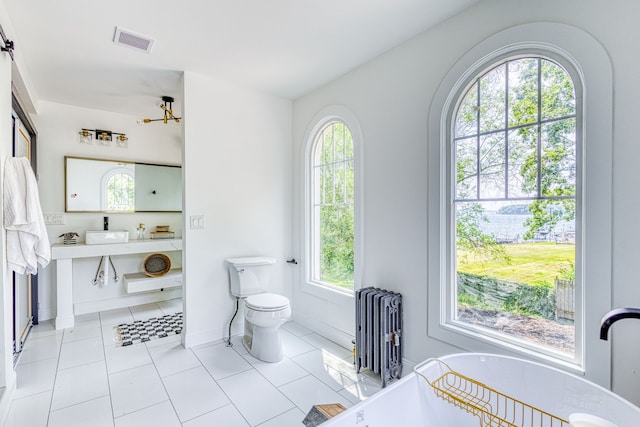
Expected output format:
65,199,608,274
55,315,75,330
402,357,417,376
38,307,56,322
74,288,182,315
183,325,226,348
292,311,417,379
292,311,354,350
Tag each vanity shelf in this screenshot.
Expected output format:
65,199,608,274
124,268,182,294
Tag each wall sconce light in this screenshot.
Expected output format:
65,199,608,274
137,96,181,125
79,129,128,148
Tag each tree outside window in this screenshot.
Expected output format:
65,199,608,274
106,172,135,211
311,121,354,290
452,57,577,356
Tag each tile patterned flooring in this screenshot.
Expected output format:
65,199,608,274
4,299,381,426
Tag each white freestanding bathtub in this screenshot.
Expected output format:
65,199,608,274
322,353,640,427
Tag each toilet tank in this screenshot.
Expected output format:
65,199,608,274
226,257,276,297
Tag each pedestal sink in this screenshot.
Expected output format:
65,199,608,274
85,230,129,245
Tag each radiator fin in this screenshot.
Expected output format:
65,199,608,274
355,287,402,387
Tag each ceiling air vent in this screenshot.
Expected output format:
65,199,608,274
113,27,155,53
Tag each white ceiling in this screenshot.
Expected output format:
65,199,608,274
4,0,479,117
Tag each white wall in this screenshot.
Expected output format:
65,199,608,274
0,5,16,409
0,1,38,417
293,0,640,404
182,72,292,347
34,101,183,320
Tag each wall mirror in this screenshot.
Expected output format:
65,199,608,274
65,156,182,212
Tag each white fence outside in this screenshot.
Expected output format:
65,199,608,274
555,278,574,321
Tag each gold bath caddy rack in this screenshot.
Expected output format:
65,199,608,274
414,359,569,427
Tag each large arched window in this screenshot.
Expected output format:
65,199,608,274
427,23,613,384
309,120,355,291
453,56,577,356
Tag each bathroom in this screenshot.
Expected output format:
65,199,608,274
28,90,293,347
2,0,640,425
35,103,185,323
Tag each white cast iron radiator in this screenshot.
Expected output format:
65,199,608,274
355,287,403,387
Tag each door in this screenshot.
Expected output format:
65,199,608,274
11,105,38,361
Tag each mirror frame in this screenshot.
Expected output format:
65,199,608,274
64,155,182,213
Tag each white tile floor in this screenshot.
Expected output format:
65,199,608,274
4,300,382,426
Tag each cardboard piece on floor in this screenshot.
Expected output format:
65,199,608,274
302,404,347,427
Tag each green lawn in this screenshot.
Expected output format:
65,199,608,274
457,242,574,287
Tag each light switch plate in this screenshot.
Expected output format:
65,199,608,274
190,215,205,229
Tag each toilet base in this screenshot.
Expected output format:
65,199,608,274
243,324,284,363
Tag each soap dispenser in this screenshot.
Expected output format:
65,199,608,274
103,216,109,231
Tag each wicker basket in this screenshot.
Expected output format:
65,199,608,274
143,253,172,277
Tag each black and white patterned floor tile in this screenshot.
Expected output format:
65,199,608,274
114,312,183,347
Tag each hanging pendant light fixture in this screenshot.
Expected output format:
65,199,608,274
137,96,181,125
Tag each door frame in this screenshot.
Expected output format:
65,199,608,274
11,93,38,361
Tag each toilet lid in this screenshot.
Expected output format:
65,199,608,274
246,293,290,311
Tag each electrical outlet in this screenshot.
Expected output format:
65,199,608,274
44,213,66,225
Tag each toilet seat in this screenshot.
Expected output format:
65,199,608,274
246,293,290,312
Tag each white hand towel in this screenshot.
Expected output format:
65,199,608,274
4,157,51,275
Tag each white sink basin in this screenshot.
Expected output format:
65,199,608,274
85,230,129,245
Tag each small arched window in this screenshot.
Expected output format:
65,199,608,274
102,169,135,211
309,120,355,291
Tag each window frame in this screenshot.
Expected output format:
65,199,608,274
303,106,363,300
427,23,612,387
101,167,135,212
448,54,580,363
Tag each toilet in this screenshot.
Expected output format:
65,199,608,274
226,256,291,362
